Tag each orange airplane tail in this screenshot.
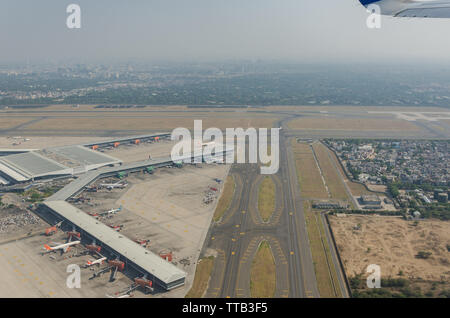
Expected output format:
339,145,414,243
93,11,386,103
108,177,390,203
44,244,52,251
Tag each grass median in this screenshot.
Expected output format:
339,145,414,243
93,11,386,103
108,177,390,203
258,176,276,222
250,241,276,298
213,175,235,222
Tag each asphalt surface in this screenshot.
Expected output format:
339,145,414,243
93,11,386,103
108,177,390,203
204,132,320,298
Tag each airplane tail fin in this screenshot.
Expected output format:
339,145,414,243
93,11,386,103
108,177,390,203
359,0,380,6
44,244,52,251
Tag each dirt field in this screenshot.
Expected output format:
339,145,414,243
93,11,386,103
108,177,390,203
292,141,328,199
288,117,420,131
329,215,450,283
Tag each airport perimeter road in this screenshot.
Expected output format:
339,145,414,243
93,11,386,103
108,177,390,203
204,133,320,298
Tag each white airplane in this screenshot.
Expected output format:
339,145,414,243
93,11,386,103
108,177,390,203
43,241,81,254
102,206,122,216
359,0,450,18
85,257,107,267
100,181,128,190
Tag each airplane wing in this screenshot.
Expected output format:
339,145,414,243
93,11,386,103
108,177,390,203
360,0,450,18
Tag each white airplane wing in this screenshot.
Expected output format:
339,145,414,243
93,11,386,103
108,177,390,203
360,0,450,18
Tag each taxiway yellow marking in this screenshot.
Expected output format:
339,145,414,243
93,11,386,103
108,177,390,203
231,251,235,255
290,251,294,255
235,224,240,228
211,237,215,240
242,211,246,214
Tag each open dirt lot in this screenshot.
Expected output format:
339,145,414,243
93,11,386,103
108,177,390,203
329,215,450,283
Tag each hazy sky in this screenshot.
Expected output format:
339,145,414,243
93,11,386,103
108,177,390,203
2,0,450,64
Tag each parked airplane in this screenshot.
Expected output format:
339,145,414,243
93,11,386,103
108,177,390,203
99,181,128,190
85,257,107,268
359,0,450,18
105,206,122,215
89,206,122,218
43,241,80,254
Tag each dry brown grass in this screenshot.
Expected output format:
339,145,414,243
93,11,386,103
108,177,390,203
185,256,215,298
327,148,372,197
257,177,276,222
288,117,419,131
0,117,34,130
250,241,276,298
303,202,342,297
21,115,278,131
213,175,235,222
312,143,348,200
292,141,328,199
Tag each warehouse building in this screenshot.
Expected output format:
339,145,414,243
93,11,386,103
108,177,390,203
0,145,121,184
0,151,73,183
